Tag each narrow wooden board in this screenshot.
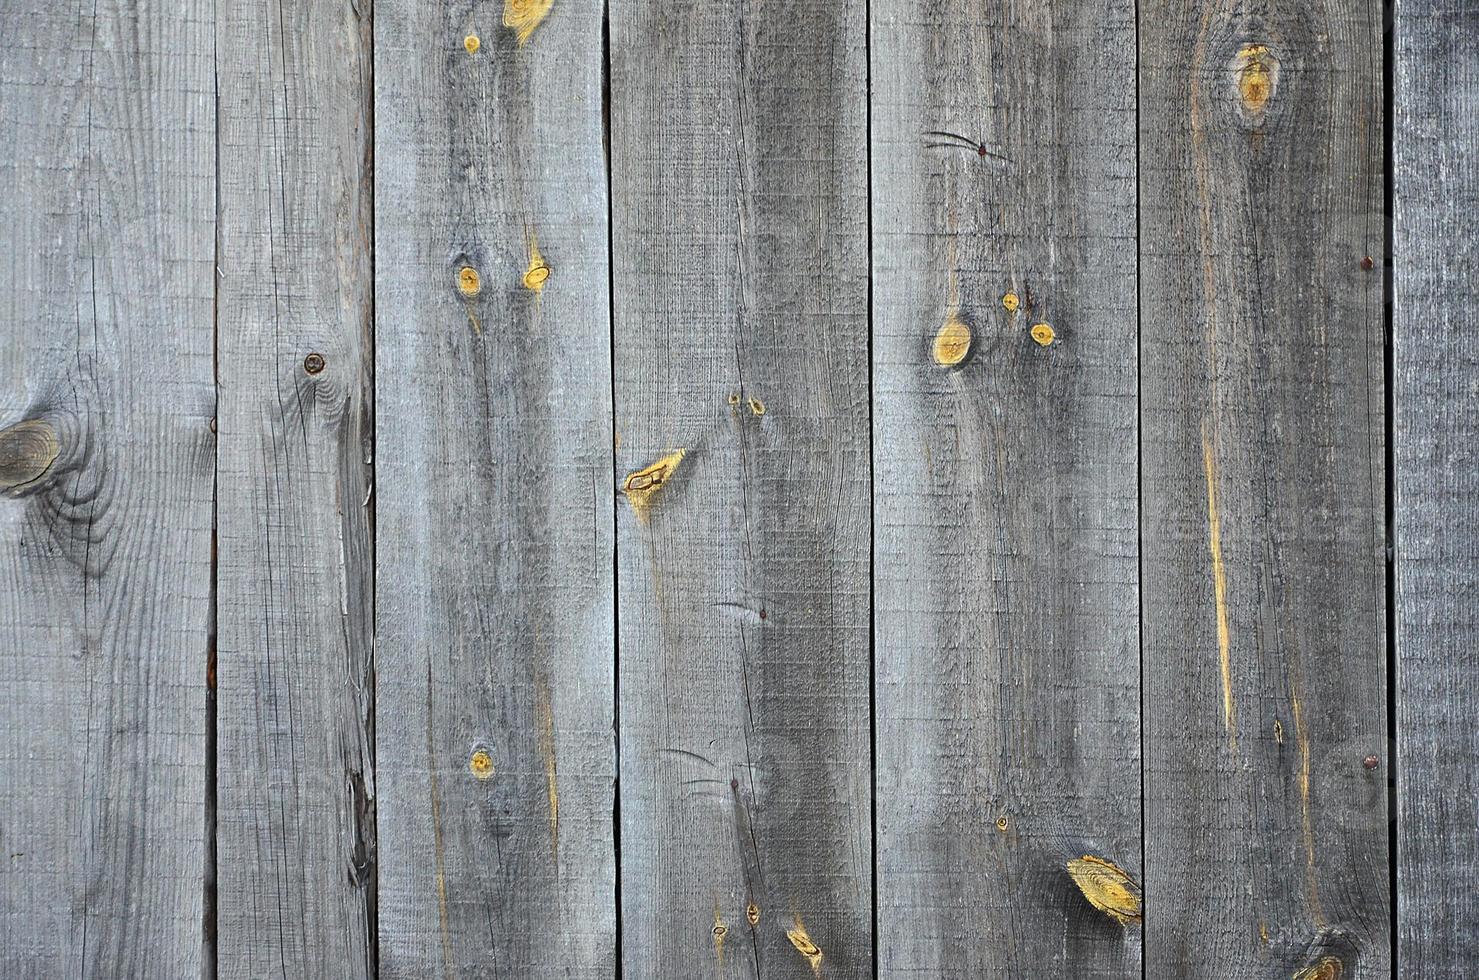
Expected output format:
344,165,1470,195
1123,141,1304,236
373,1,615,975
609,1,872,975
1139,1,1389,973
1395,0,1479,972
871,0,1142,974
0,1,215,975
214,0,376,976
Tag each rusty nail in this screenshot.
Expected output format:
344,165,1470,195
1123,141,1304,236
1361,256,1375,271
1363,754,1379,770
303,352,326,375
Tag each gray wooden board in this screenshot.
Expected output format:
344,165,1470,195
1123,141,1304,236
1139,0,1390,974
1395,0,1479,973
214,0,376,975
373,0,616,975
609,0,872,976
871,0,1142,975
0,1,215,975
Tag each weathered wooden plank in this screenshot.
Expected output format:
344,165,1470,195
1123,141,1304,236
1395,1,1479,972
0,1,215,975
871,0,1141,974
609,0,872,975
214,0,375,975
373,1,615,975
1139,1,1389,974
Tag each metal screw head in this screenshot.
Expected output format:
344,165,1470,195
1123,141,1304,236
1363,754,1379,770
303,352,326,375
1361,256,1375,271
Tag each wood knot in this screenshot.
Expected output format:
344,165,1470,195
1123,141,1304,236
522,262,550,291
303,352,326,375
1030,323,1056,346
1067,855,1142,925
464,33,481,54
521,233,551,292
785,918,823,977
457,266,482,296
623,450,685,521
1294,956,1344,980
1234,44,1279,117
504,0,553,45
469,748,495,779
746,903,760,926
933,313,972,366
0,419,61,495
1001,291,1020,313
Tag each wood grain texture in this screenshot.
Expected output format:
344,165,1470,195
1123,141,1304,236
1395,1,1479,973
0,1,215,975
609,1,872,976
214,0,375,976
1139,0,1389,974
373,0,615,975
871,0,1142,975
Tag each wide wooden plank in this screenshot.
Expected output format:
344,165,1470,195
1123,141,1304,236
373,1,615,975
1395,0,1479,972
1139,1,1389,974
609,0,872,975
0,1,215,975
871,0,1141,974
214,0,375,976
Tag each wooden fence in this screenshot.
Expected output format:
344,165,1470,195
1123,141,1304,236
0,0,1474,976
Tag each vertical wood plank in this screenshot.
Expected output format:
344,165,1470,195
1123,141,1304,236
609,0,872,975
871,0,1142,974
1139,0,1389,974
214,0,375,975
373,0,615,975
1395,0,1479,971
0,1,215,975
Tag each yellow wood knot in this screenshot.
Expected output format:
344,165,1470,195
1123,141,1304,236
469,749,495,779
457,266,481,296
522,235,550,292
463,33,481,54
523,262,550,291
504,0,553,45
711,903,728,961
727,392,741,406
746,903,760,926
747,397,765,416
1235,44,1278,115
1273,718,1285,744
0,419,60,494
1294,956,1344,980
1002,291,1020,313
785,918,823,978
623,449,685,520
933,314,972,366
1030,323,1056,346
995,814,1009,833
1067,855,1142,925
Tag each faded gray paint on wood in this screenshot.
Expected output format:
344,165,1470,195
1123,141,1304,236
0,1,215,975
1139,1,1389,975
215,0,375,976
373,1,615,976
871,0,1142,975
609,0,872,976
1395,1,1479,973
